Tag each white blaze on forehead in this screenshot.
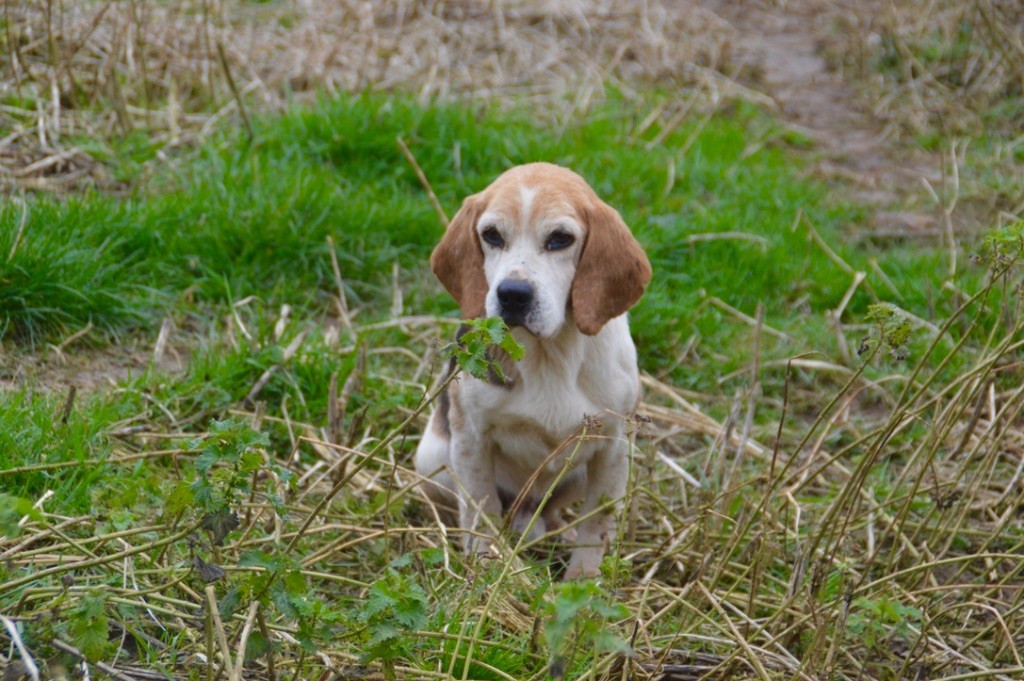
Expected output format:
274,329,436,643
518,184,539,227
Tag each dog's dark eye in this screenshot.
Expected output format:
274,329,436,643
545,230,575,251
481,227,505,248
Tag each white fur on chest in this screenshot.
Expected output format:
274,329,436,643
459,316,638,485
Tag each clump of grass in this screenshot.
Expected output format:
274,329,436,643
0,389,126,514
825,0,1024,217
0,198,149,343
828,0,1024,139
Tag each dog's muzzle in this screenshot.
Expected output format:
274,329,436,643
496,278,534,327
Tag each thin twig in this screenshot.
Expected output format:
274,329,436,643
231,601,260,681
214,40,253,141
205,584,236,680
7,192,29,261
700,296,790,342
1,616,40,681
397,136,449,227
326,235,355,339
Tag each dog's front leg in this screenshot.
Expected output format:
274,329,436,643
450,429,502,555
565,444,628,579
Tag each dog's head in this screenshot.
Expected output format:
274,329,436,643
430,163,652,337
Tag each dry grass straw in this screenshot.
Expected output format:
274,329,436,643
1,0,737,192
828,0,1024,139
3,258,1024,678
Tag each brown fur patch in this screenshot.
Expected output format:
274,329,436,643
571,199,652,335
432,362,454,438
447,378,465,434
430,196,488,318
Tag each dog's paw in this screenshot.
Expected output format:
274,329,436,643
511,510,547,541
462,531,496,557
540,510,577,543
564,549,603,580
563,561,599,580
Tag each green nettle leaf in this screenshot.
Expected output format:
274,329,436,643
484,317,507,344
239,550,285,571
194,450,223,475
499,333,526,361
70,592,111,663
190,478,215,507
848,596,923,650
544,580,630,666
419,547,445,566
210,468,236,488
462,354,487,379
191,420,271,468
293,598,347,653
240,449,264,472
271,583,300,619
219,585,242,616
200,509,240,546
109,510,136,532
283,570,308,597
266,489,287,513
358,570,430,665
245,629,273,661
367,623,402,647
388,553,414,569
296,619,321,653
443,317,526,381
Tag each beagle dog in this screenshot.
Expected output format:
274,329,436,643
415,163,651,578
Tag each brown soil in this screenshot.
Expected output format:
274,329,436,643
699,0,945,234
0,336,186,394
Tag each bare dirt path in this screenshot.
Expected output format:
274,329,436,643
699,0,942,235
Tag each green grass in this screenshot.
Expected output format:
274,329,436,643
0,391,119,512
1,93,989,388
2,93,1022,681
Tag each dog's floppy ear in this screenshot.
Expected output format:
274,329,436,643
430,194,488,318
571,200,652,335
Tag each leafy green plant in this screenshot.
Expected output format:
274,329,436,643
544,580,629,679
224,550,345,667
172,419,290,548
847,595,923,651
357,568,430,680
443,316,525,382
66,591,112,663
860,303,913,360
0,494,41,538
977,219,1024,270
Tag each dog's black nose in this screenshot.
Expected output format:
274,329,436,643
497,279,534,323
